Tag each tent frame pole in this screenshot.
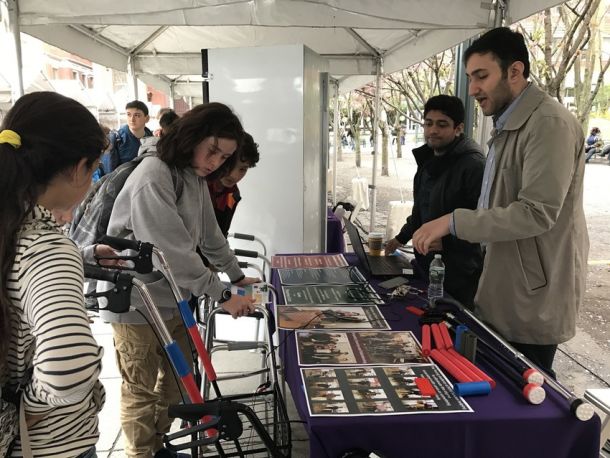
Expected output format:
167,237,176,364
332,80,340,206
369,57,382,232
7,0,24,99
128,54,138,100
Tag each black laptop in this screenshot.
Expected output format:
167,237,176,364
344,218,413,278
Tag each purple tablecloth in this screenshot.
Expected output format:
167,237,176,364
326,208,345,253
273,254,600,458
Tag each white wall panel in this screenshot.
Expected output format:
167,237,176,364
209,44,327,256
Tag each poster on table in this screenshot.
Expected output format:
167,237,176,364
271,254,348,269
277,266,367,285
277,305,390,330
301,365,472,416
282,284,383,306
296,330,427,366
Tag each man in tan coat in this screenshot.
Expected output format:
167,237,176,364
412,27,588,376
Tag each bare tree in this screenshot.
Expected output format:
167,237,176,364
330,95,350,162
385,48,456,126
517,0,610,127
345,92,369,168
384,88,405,159
357,85,394,176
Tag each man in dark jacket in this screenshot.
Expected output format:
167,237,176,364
385,95,485,307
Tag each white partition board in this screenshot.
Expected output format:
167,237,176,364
208,44,328,257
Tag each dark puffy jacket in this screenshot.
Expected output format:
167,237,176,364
395,135,485,305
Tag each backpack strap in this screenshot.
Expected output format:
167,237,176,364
3,365,34,457
18,394,31,457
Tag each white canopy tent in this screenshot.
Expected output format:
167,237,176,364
4,0,564,232
10,0,564,99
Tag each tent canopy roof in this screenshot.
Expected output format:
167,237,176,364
18,0,563,99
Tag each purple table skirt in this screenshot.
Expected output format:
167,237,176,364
272,254,601,458
326,208,345,254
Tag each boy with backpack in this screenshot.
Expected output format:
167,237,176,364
99,100,153,176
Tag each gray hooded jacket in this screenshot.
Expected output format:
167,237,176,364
99,154,243,324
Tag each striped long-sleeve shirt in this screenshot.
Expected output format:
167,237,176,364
3,205,105,457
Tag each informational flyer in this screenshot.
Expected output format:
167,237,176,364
271,254,348,269
282,284,383,305
301,365,472,416
231,282,269,305
278,266,367,286
277,305,390,330
296,330,428,366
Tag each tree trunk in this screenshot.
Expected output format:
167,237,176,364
572,1,608,128
381,125,389,176
354,128,361,168
396,125,403,159
337,134,343,162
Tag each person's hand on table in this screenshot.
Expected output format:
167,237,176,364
235,276,261,286
221,295,256,319
384,238,402,255
412,214,451,255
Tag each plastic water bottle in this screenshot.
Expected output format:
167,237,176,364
427,254,445,303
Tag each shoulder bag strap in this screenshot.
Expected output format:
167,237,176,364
19,393,32,458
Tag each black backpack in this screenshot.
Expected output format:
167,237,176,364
70,153,183,250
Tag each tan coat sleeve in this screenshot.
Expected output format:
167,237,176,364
453,113,580,243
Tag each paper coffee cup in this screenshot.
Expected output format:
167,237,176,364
368,232,383,256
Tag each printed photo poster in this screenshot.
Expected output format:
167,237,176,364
282,284,383,305
296,330,428,366
302,365,472,416
271,254,348,269
277,305,390,330
278,266,367,285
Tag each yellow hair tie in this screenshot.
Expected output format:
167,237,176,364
0,129,21,149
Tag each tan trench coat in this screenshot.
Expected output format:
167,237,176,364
453,84,588,345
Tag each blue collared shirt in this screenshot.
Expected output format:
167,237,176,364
450,83,531,236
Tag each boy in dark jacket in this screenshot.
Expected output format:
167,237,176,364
385,95,484,307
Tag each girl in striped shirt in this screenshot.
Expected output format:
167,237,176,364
0,92,107,457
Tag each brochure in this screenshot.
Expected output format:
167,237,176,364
231,282,269,305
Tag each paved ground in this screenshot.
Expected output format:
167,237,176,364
331,142,610,400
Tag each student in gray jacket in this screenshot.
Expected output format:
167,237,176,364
102,102,258,457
